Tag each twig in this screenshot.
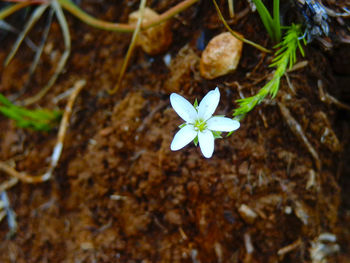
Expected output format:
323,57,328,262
277,238,302,258
0,178,18,193
45,79,86,179
228,0,234,18
0,79,86,183
284,72,296,95
244,232,254,262
278,102,321,171
286,60,308,73
318,2,350,17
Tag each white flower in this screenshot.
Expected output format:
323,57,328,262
170,87,240,158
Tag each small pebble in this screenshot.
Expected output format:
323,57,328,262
200,32,243,79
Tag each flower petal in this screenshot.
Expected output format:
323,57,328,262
171,125,197,151
170,93,197,123
207,116,240,132
198,129,215,158
198,87,220,121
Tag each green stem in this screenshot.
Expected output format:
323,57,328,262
212,0,271,53
273,0,281,42
1,0,199,33
251,0,274,41
58,0,133,32
228,0,234,18
59,0,199,32
0,2,32,20
109,0,147,94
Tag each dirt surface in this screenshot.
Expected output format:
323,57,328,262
0,1,349,262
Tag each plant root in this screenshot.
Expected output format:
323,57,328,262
4,4,49,67
0,79,86,183
22,8,55,92
22,0,71,106
0,191,17,237
0,178,18,193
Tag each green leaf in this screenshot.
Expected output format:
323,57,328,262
233,24,305,117
0,93,62,131
0,94,13,107
252,0,281,42
212,131,222,139
193,135,198,146
252,0,274,40
273,0,281,42
193,98,198,110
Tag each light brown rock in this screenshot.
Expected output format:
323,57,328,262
129,7,172,55
200,32,243,79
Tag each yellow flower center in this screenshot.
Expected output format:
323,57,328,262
194,119,207,132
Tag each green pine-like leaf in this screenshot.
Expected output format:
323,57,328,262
233,24,304,117
0,94,62,131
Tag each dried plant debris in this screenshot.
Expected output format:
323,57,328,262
278,102,321,171
310,233,340,263
3,1,71,105
297,0,330,42
0,191,17,237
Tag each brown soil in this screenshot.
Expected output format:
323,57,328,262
0,1,349,262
